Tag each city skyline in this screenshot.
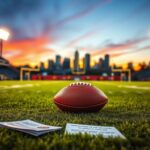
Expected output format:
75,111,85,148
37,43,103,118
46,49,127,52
37,50,147,71
0,0,150,68
38,50,111,76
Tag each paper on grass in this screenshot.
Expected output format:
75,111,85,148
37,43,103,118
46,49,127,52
0,120,62,136
0,120,61,131
65,123,126,139
14,129,53,136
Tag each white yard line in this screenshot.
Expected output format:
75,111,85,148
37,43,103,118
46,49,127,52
0,84,39,89
18,90,23,93
136,91,143,94
0,90,7,93
118,85,150,90
108,91,113,94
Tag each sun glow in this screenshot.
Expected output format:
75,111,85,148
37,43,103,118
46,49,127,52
0,28,10,40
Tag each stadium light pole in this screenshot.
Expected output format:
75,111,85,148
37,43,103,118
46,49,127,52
0,29,10,57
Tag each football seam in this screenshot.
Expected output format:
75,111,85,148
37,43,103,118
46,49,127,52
54,100,107,109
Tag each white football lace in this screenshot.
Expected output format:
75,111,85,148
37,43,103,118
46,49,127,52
70,82,92,86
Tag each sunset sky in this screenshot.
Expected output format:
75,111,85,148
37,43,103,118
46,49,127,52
0,0,150,68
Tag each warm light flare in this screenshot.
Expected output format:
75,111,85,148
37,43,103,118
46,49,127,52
0,28,10,40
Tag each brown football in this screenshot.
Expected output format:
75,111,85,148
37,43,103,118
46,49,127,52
53,82,108,112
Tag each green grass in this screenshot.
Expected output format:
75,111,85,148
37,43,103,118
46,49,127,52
0,81,150,150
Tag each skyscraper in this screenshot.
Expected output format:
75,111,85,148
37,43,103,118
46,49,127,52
63,58,70,70
63,58,71,75
103,54,110,70
74,50,79,71
84,53,90,71
48,59,54,70
128,62,134,71
54,55,63,74
55,55,61,69
40,62,45,72
99,58,104,69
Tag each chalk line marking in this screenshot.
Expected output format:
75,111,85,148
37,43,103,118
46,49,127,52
118,85,150,90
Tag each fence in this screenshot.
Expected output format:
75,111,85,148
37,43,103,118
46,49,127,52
31,75,121,81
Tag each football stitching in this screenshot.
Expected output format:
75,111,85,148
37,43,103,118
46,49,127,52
54,100,107,109
70,82,92,86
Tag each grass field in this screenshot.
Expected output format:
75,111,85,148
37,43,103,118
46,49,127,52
0,81,150,150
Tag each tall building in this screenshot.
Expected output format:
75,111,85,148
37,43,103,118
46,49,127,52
84,53,90,71
63,58,70,70
40,62,45,72
54,55,63,74
74,50,79,71
103,54,110,70
128,62,134,71
99,58,104,69
55,55,61,69
48,59,54,70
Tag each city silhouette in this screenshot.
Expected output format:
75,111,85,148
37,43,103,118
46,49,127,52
1,48,149,81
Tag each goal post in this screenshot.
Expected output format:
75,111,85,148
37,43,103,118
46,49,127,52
71,69,86,75
20,68,40,81
112,68,131,81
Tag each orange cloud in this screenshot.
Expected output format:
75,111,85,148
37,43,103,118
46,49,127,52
3,37,54,66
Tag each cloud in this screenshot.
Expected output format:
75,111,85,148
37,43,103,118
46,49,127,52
0,0,49,41
0,0,65,41
128,0,150,18
65,27,100,48
3,37,55,65
135,45,150,53
110,45,150,57
48,0,111,31
91,36,149,57
0,0,43,19
4,50,21,58
0,0,111,42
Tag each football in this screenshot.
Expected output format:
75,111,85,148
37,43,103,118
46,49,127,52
53,82,108,112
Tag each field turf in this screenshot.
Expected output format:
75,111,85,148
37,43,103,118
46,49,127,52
0,81,150,150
